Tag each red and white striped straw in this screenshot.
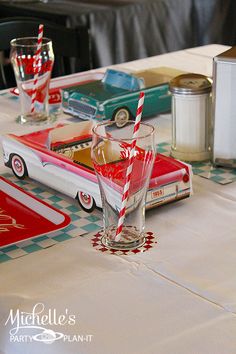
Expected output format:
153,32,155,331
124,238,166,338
114,91,145,242
30,24,44,114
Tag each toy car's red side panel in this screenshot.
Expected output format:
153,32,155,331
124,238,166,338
149,153,190,189
9,134,97,182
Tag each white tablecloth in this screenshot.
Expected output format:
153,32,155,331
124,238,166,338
0,45,236,354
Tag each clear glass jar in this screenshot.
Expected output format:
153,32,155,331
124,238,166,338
169,73,212,161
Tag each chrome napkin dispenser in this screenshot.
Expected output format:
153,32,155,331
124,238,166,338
213,47,236,167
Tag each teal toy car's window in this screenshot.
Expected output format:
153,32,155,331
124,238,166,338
102,69,140,91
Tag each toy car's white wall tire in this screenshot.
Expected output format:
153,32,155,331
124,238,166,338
78,191,95,213
11,154,28,179
113,107,130,127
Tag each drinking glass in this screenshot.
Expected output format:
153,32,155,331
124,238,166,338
10,37,55,124
91,121,155,250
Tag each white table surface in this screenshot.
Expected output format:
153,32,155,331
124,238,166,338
1,45,236,354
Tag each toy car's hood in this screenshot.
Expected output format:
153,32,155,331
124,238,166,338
70,81,129,103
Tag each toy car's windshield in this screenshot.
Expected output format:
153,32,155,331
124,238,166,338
102,69,140,91
53,138,94,170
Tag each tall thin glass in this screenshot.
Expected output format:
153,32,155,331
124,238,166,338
91,121,155,250
10,37,55,124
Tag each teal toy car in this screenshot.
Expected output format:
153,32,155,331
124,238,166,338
61,67,182,127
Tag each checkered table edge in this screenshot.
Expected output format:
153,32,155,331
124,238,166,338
158,142,236,185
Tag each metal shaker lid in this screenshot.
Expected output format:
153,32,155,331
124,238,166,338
169,73,212,95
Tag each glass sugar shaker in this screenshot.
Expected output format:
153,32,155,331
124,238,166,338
169,73,212,161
